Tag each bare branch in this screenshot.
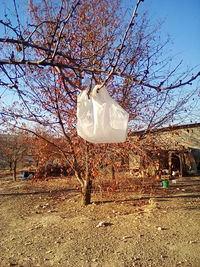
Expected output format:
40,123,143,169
0,38,75,63
51,0,81,61
97,0,144,91
1,57,199,93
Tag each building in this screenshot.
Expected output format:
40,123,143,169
129,123,200,178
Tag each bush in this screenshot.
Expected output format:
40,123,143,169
34,164,74,179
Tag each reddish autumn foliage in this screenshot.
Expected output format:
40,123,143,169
0,0,199,204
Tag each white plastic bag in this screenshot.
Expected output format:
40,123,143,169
77,85,129,143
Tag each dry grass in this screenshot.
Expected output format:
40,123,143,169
0,169,175,202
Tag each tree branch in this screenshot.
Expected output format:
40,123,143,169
1,58,199,92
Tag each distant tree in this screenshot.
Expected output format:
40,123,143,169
0,0,199,204
0,134,27,181
27,128,73,177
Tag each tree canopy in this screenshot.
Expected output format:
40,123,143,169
0,0,199,204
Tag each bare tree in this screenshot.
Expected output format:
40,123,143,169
0,0,199,204
0,134,27,180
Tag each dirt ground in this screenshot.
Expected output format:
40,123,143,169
0,175,200,267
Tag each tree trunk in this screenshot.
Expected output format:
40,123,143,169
81,142,92,205
111,165,115,180
9,162,13,172
13,161,17,181
168,152,172,177
81,179,92,206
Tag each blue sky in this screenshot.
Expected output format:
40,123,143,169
0,0,200,123
1,0,199,68
122,0,200,123
123,0,200,69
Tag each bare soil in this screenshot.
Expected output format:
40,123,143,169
0,176,200,267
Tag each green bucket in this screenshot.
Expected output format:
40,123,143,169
162,180,169,188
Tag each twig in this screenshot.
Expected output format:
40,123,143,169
96,0,144,92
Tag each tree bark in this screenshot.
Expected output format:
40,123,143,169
81,179,92,206
13,161,17,181
111,165,115,180
9,162,13,172
81,142,92,205
168,152,172,177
